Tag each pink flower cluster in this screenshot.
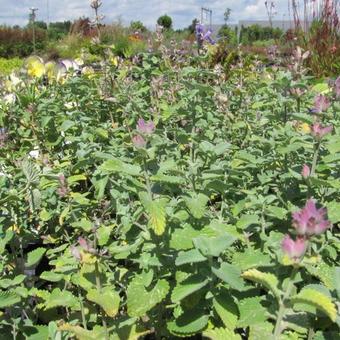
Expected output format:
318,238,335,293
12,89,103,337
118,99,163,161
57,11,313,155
313,94,330,113
282,199,331,260
132,118,155,149
311,122,333,140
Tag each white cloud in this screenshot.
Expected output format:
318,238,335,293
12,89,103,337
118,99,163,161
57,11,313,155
0,0,292,28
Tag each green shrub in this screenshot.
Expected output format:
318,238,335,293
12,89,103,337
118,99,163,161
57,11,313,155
0,57,23,75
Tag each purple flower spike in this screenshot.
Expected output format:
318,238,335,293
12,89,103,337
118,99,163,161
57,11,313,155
137,118,155,135
292,199,331,236
282,234,307,259
311,122,333,139
313,94,330,113
132,135,146,148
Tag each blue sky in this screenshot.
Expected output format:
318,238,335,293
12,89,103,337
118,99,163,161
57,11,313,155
0,1,292,28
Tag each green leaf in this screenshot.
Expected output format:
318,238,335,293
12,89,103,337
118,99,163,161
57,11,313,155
232,248,272,270
86,287,120,317
236,214,260,229
171,275,209,303
184,193,209,219
59,324,106,340
0,291,21,308
213,290,239,330
212,263,245,291
127,276,169,317
26,247,46,267
193,234,235,258
44,288,79,310
203,328,241,340
40,272,64,282
25,325,49,340
139,192,166,236
151,174,185,184
168,310,209,337
96,225,113,246
0,274,26,289
241,269,281,299
326,201,340,224
291,289,336,322
237,297,267,327
0,229,14,255
248,322,274,340
175,249,207,266
71,218,93,232
100,158,141,176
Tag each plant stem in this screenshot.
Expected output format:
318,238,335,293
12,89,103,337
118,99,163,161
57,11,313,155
143,158,152,198
310,141,320,177
273,266,299,339
78,287,87,330
93,234,109,340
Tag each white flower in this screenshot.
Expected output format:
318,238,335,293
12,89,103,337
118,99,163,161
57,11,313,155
4,93,16,105
29,148,40,159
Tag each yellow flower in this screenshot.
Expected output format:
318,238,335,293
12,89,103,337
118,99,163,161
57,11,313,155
10,224,20,234
26,56,45,78
297,122,311,134
110,56,119,67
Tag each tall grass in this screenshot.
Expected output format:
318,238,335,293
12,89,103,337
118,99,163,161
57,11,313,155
290,0,340,76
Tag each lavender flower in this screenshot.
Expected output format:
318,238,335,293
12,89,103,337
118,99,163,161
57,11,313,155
292,199,331,236
137,118,155,135
195,23,216,47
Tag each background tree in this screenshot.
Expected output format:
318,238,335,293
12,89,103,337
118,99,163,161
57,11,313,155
157,14,172,30
188,18,199,34
130,21,147,33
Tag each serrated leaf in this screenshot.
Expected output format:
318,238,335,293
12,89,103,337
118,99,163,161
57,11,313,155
86,287,120,317
291,289,336,322
242,269,281,299
184,193,209,219
0,291,21,308
44,288,79,310
127,276,169,317
236,214,260,229
139,192,166,236
193,234,235,257
175,249,207,266
171,275,209,303
0,274,26,289
22,159,40,184
212,263,245,291
40,272,64,282
237,297,267,327
203,328,242,340
248,322,274,340
100,158,141,176
26,247,46,267
305,263,335,290
151,174,185,184
168,310,209,337
213,290,238,330
232,248,272,270
59,324,106,340
25,325,49,340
